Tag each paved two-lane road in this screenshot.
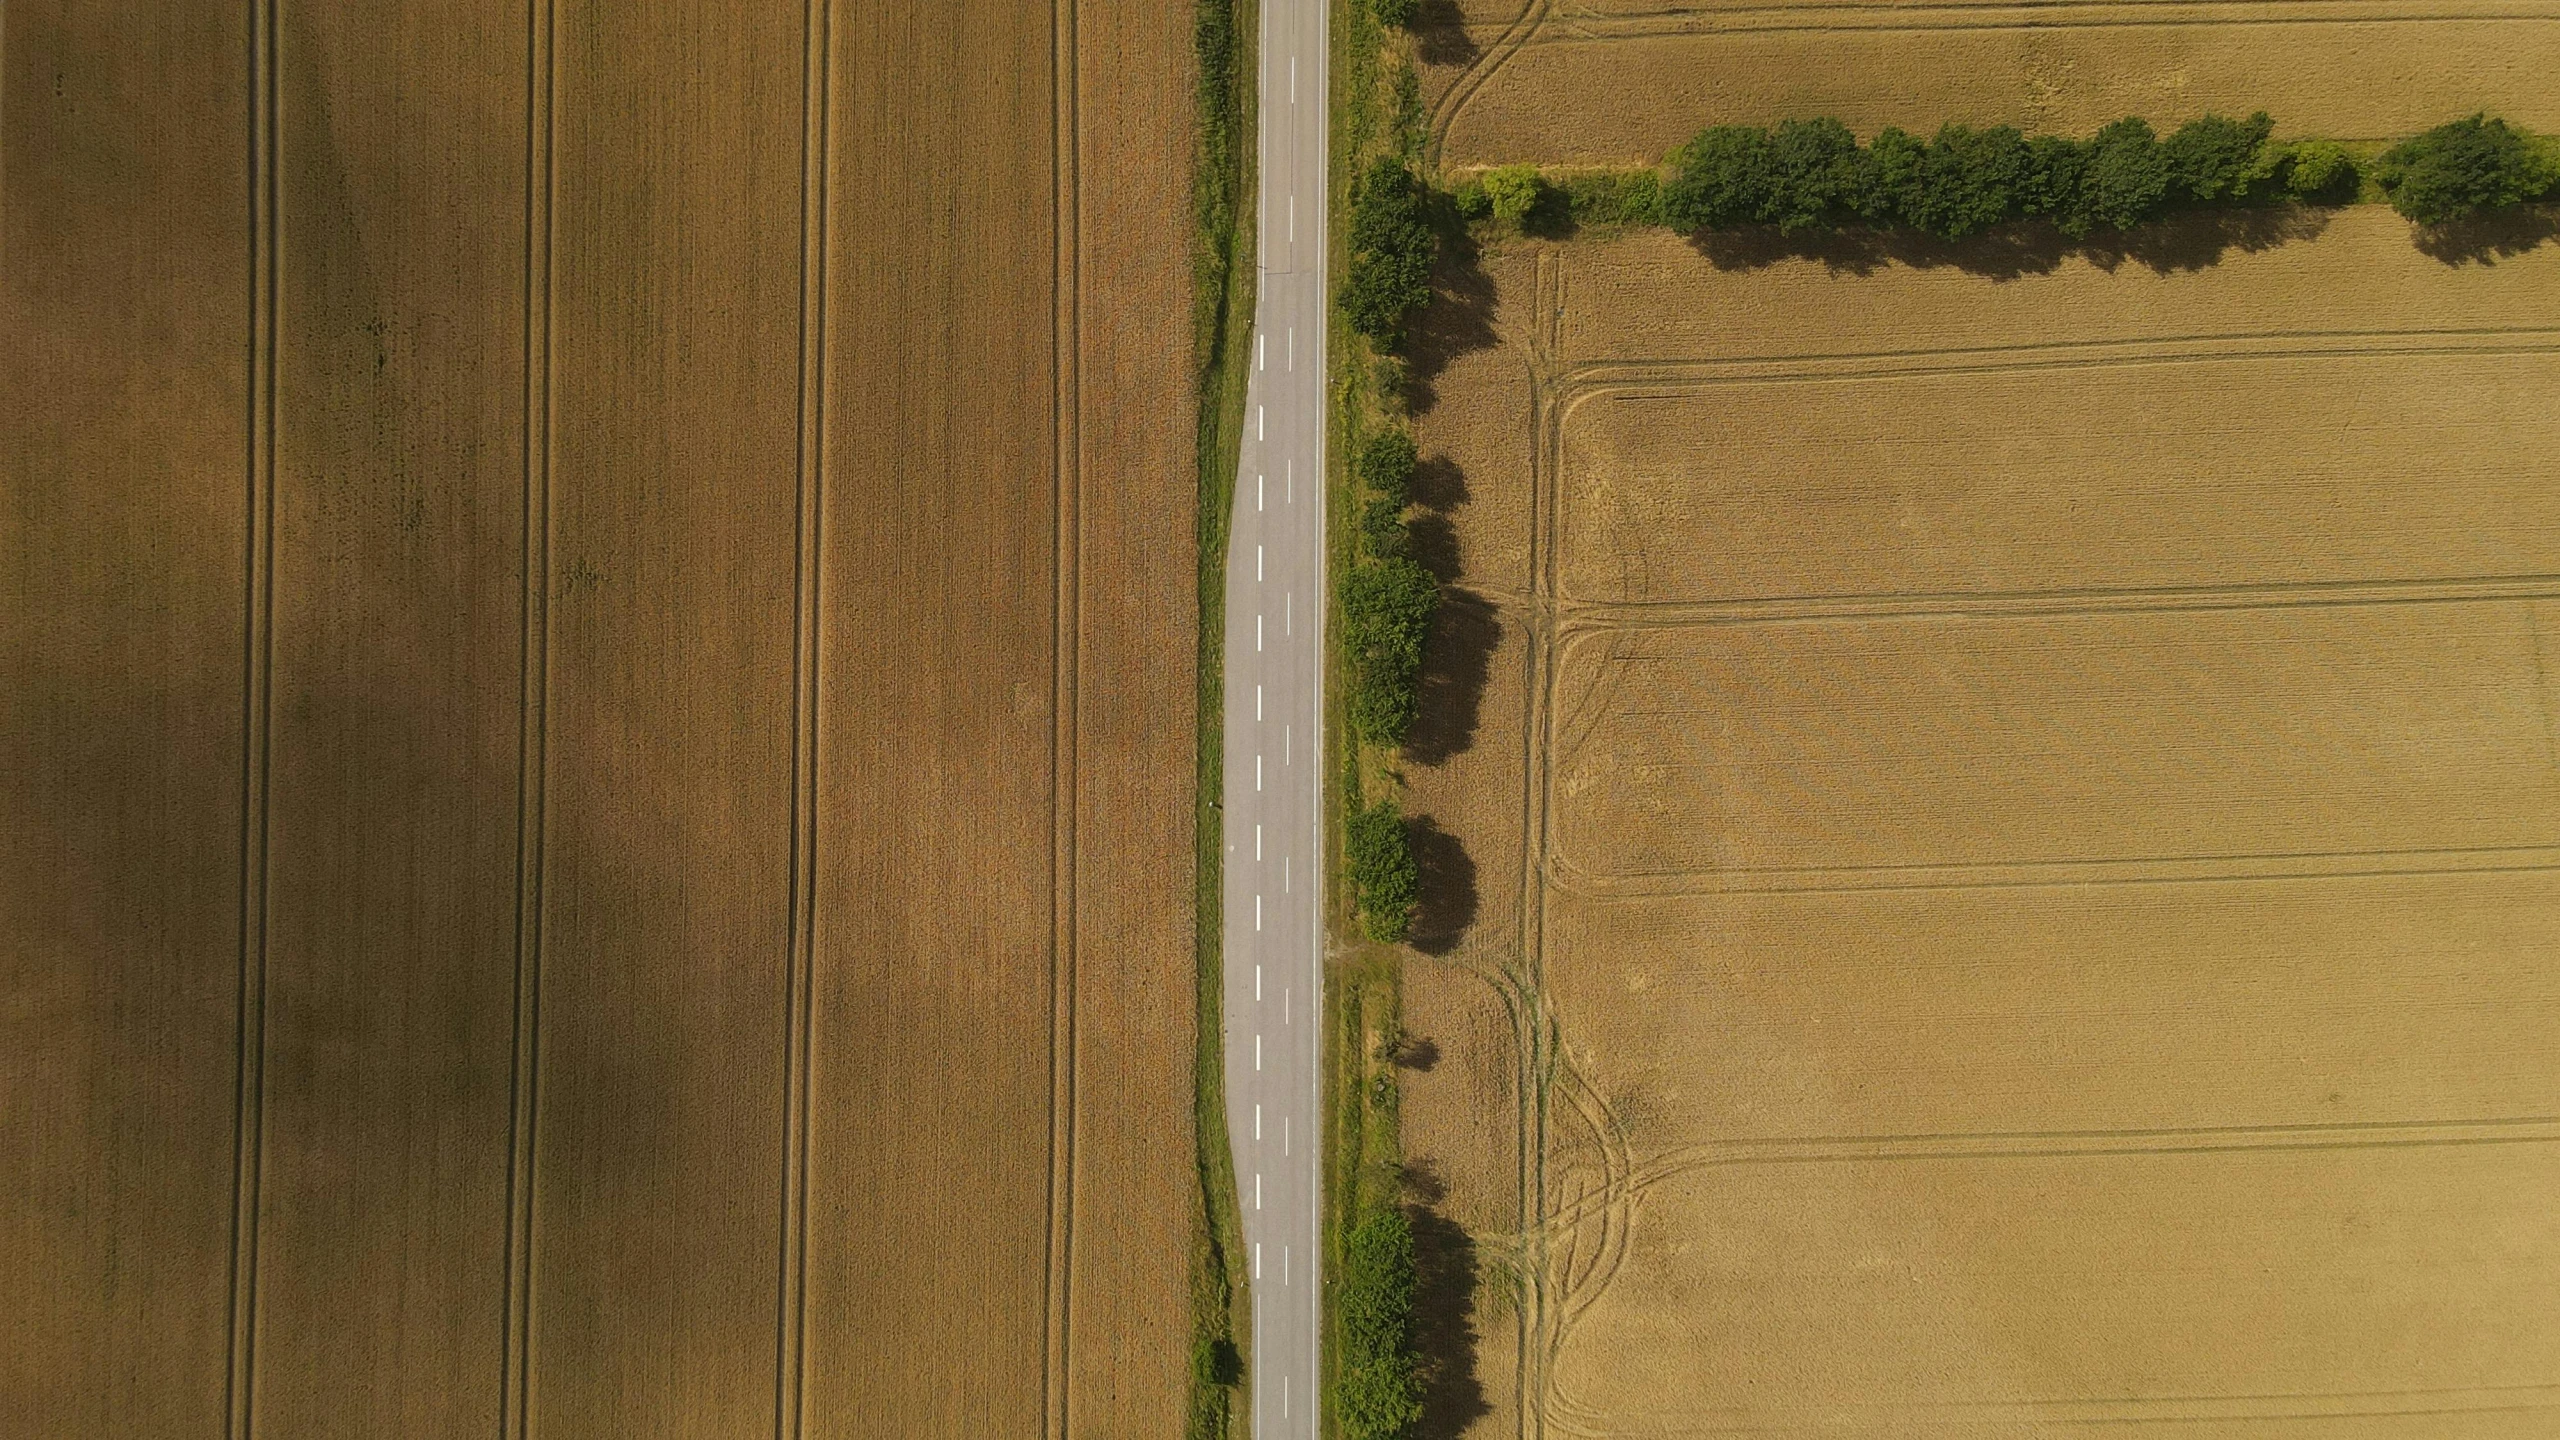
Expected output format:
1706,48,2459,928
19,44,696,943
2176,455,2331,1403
1222,0,1328,1432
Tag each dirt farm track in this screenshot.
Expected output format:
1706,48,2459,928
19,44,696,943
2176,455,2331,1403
2,2,1197,1435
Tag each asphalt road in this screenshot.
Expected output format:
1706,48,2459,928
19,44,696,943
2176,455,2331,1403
1221,0,1328,1431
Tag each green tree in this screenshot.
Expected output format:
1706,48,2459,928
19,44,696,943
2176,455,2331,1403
1662,124,1776,230
1842,126,1927,225
1337,1206,1424,1436
2164,111,2274,203
1342,157,1436,346
2019,133,2092,233
1765,117,1861,232
2079,116,2171,232
2375,114,2556,224
1902,123,2029,239
1339,556,1438,747
1371,0,1419,26
1344,800,1420,943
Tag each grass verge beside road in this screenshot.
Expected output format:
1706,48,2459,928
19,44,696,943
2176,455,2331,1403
1192,0,1257,1433
1325,0,1433,1435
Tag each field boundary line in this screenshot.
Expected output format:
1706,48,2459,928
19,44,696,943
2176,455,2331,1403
1496,5,2560,40
1046,0,1083,1431
773,0,831,1434
1543,1384,2560,1436
1552,325,2560,391
1549,842,2560,897
1538,1114,2560,1228
499,0,555,1434
226,4,282,1434
1556,574,2560,629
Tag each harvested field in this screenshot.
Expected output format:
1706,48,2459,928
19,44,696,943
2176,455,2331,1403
1394,193,2560,1434
2,1,1195,1436
1423,0,2560,165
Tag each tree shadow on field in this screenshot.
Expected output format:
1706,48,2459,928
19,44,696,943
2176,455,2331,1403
1687,201,2336,281
1407,586,1498,769
1410,453,1472,513
2412,204,2560,265
1408,1204,1493,1440
1404,225,1500,417
1410,0,1482,68
1404,812,1479,956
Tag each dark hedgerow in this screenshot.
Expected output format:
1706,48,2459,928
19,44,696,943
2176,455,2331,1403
2375,114,2560,224
1344,800,1421,944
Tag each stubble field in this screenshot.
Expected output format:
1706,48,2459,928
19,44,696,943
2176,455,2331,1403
3,1,1195,1436
1397,194,2560,1436
1423,0,2560,165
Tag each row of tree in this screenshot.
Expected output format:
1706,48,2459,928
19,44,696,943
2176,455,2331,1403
1340,426,1431,943
1463,113,2555,239
1662,112,2340,239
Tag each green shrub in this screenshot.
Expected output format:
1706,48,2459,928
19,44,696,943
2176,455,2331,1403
1358,427,1417,507
1449,176,1491,221
1663,124,1776,230
2375,114,2557,224
1482,163,1543,228
2164,111,2274,203
1358,497,1410,560
1342,157,1437,346
1190,1334,1242,1387
1559,168,1665,227
1339,556,1437,747
1370,0,1419,25
2279,138,2356,200
2079,116,2171,233
1345,801,1420,943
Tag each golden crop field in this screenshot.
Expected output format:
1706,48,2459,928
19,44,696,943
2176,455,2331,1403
1424,0,2560,165
1,1,1195,1435
1398,202,2560,1435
